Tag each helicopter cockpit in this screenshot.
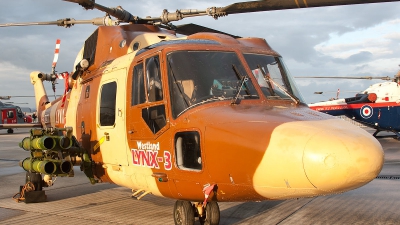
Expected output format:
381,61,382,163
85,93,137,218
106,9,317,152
167,50,304,118
168,50,259,118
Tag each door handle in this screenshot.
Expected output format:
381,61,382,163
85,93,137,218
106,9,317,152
118,108,122,117
104,132,110,141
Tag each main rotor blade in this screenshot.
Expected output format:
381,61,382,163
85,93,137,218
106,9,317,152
0,96,36,98
0,17,118,28
314,91,359,94
296,76,392,80
63,0,94,9
174,23,241,38
149,0,400,25
216,0,400,15
0,20,67,27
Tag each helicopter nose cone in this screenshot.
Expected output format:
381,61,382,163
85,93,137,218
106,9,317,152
252,118,383,199
303,123,383,193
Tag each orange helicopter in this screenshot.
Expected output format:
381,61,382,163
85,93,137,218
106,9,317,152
0,0,396,224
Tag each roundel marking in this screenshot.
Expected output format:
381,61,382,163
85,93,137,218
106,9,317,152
360,105,373,119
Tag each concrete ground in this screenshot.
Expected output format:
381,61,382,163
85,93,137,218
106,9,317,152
0,128,399,225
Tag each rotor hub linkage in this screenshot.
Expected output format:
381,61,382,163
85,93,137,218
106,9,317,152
160,9,183,24
207,7,227,19
56,18,75,28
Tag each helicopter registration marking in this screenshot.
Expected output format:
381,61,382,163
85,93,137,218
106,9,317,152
131,141,172,170
55,109,65,125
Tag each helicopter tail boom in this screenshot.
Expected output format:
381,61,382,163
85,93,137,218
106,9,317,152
30,71,51,113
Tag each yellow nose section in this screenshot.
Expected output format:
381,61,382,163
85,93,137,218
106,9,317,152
303,121,384,193
252,118,383,200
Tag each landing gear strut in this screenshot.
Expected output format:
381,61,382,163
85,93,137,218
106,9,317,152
373,129,400,140
13,172,47,203
173,200,220,225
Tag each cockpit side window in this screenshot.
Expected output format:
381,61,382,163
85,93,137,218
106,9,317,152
132,63,146,106
139,55,167,134
16,107,23,118
146,56,163,102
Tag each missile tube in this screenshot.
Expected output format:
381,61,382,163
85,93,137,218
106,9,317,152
19,136,56,151
20,158,57,174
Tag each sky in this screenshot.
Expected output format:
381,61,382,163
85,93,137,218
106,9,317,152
0,0,399,110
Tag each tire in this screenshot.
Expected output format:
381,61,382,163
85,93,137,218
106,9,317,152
199,201,220,225
7,128,13,134
173,200,195,225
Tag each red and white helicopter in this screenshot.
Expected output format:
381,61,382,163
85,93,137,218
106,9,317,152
0,97,33,133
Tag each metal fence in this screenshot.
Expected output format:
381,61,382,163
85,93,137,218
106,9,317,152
337,115,366,127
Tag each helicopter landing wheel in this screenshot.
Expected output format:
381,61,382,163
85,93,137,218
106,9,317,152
199,201,220,225
7,128,14,134
173,200,195,225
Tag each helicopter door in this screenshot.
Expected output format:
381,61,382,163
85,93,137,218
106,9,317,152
96,69,128,166
126,55,170,191
128,55,169,140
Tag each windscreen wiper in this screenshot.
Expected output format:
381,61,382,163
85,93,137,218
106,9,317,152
259,65,299,105
231,64,249,105
257,64,276,96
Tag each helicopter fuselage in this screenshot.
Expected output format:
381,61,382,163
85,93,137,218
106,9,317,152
29,24,383,203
